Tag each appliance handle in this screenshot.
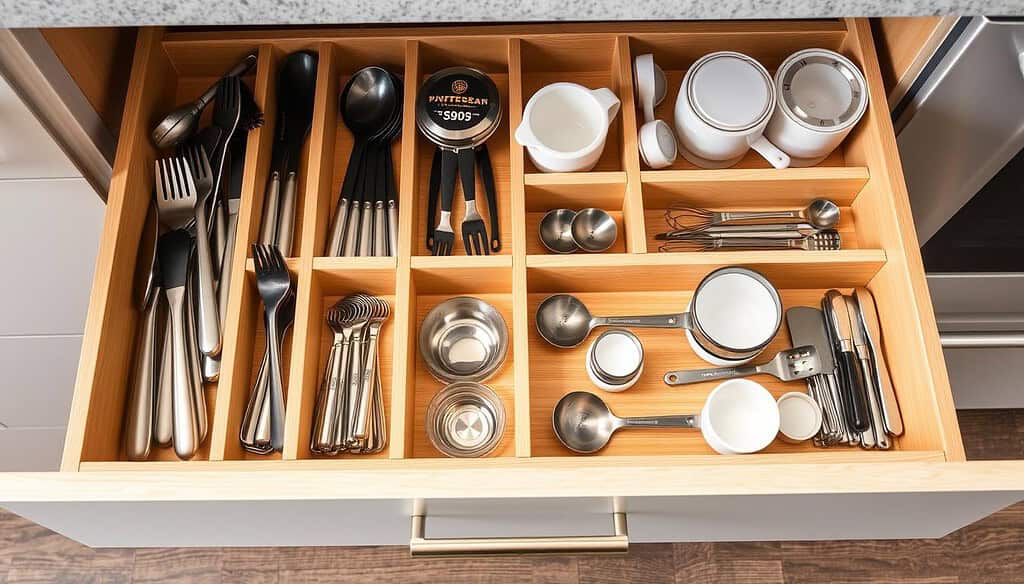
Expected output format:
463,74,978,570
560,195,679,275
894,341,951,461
409,512,628,557
940,331,1024,348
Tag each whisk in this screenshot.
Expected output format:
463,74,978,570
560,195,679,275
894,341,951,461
664,199,841,232
658,229,842,253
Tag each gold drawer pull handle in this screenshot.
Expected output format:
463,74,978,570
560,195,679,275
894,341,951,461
409,512,628,557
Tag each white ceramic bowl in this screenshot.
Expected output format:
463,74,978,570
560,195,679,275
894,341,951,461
515,82,621,173
701,379,780,454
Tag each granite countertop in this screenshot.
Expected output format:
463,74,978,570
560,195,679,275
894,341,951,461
1,0,1022,28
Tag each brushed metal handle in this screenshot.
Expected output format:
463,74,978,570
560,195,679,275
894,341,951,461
275,171,298,256
217,209,239,325
410,512,627,557
154,310,174,447
166,286,199,460
124,288,161,460
353,324,381,440
192,198,221,356
259,172,281,245
940,331,1024,347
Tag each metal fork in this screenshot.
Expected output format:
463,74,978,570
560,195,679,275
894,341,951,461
432,149,457,256
457,148,489,255
310,302,348,454
181,144,221,357
252,243,292,452
154,157,201,460
663,346,822,385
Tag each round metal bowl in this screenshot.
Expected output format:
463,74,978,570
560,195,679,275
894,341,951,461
426,381,506,458
419,296,509,382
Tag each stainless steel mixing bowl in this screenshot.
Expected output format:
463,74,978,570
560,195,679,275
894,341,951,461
419,296,509,382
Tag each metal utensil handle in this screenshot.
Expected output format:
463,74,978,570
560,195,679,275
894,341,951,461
259,172,281,245
663,364,760,385
706,229,807,240
595,313,690,329
193,200,222,356
331,337,355,451
477,144,501,253
166,286,199,460
265,309,286,452
211,203,226,275
196,53,258,109
311,341,341,453
185,276,208,442
327,197,350,257
410,513,628,557
275,171,298,256
124,289,161,460
859,358,890,449
385,146,399,256
719,209,801,223
240,352,268,449
154,308,174,447
359,199,373,257
218,210,239,325
374,201,386,257
621,414,699,428
342,192,363,257
353,324,381,440
714,237,798,249
344,329,365,445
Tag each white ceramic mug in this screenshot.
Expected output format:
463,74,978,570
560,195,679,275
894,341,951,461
674,51,790,169
764,48,869,167
515,82,621,173
701,379,780,455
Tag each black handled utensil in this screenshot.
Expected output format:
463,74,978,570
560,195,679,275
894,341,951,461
477,144,501,253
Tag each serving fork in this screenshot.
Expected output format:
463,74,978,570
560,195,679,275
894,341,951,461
252,243,292,452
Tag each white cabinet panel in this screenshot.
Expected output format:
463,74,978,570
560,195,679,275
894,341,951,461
944,348,1024,409
0,335,80,427
0,426,64,471
2,499,412,548
0,74,81,179
0,178,103,335
626,492,1023,541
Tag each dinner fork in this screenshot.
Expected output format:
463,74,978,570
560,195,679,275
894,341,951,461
432,149,457,256
154,156,200,460
181,144,221,357
252,243,292,452
458,148,489,255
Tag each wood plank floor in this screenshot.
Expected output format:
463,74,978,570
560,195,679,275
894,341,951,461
1,409,1022,583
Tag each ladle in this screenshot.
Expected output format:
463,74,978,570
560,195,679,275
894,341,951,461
552,391,697,454
535,294,688,348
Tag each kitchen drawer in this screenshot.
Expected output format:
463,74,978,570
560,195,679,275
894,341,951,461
2,19,1022,550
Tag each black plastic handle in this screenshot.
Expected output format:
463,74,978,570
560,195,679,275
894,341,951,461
476,145,501,253
838,350,870,432
440,148,458,215
457,147,476,203
426,147,442,250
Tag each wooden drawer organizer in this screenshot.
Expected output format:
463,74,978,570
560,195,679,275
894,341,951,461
62,19,964,471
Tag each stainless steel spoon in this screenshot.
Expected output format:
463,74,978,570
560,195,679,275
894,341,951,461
552,391,698,454
535,294,689,348
329,67,399,257
715,198,840,230
151,54,257,149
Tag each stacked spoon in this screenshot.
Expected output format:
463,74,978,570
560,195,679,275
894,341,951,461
326,67,403,257
310,293,391,454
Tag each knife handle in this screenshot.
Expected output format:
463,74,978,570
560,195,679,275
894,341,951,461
837,350,870,432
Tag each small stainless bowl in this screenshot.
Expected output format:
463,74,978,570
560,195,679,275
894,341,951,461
419,296,509,382
570,208,617,253
539,208,578,254
426,382,506,457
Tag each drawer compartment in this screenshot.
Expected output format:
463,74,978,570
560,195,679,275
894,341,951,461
64,20,963,477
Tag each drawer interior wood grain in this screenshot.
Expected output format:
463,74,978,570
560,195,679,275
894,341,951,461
64,19,963,473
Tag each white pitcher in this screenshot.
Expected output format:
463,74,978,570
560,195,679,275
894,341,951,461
515,82,621,173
